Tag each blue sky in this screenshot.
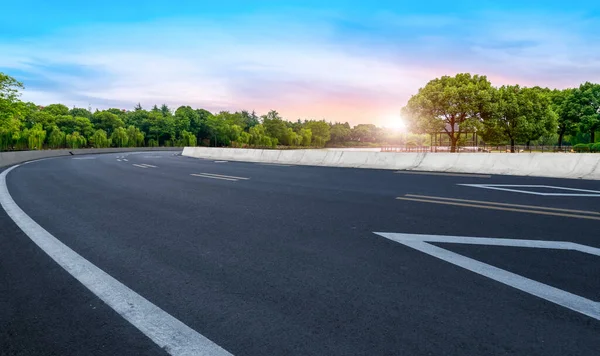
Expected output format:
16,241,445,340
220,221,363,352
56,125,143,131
1,1,599,126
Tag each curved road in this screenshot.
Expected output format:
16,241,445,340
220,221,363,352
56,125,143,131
1,151,599,355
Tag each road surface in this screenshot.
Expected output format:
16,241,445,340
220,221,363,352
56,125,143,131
1,151,599,355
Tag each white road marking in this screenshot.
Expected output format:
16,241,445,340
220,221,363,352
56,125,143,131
214,161,228,163
460,184,600,197
190,174,238,181
404,194,600,215
199,173,249,180
123,159,128,162
133,164,149,169
374,232,600,321
0,162,233,356
138,164,157,168
72,157,96,160
117,159,122,162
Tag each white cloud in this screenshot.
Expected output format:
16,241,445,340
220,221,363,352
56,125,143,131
1,10,599,124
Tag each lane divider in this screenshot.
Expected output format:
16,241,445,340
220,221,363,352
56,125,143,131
0,161,233,356
132,164,149,169
190,173,250,182
396,194,600,221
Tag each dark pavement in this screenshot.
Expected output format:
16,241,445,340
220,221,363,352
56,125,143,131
2,151,599,355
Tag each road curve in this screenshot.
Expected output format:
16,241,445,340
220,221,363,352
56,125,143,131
2,151,599,355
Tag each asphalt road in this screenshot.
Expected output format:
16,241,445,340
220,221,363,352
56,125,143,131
1,151,599,356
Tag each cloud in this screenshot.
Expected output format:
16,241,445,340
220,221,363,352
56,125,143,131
1,10,599,125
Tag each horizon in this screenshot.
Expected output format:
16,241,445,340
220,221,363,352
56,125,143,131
2,1,599,128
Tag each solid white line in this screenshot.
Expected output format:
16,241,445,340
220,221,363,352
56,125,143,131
404,194,600,215
199,173,249,180
133,164,148,169
374,232,600,321
374,232,600,256
0,163,233,356
460,184,600,197
139,164,157,168
190,174,238,181
214,161,228,163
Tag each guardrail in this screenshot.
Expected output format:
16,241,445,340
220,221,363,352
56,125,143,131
381,145,573,153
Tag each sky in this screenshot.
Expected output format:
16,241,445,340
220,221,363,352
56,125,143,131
1,1,599,127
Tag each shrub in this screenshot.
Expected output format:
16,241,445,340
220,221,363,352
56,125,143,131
591,143,600,153
573,143,591,153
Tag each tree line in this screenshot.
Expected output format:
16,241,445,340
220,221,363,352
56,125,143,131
402,73,600,152
0,72,428,151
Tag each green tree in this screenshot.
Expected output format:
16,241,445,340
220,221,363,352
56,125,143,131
571,82,600,143
330,122,351,144
56,115,94,137
66,131,87,148
299,128,312,146
0,73,25,150
92,111,124,135
69,107,93,119
42,103,69,116
483,85,556,152
402,73,494,152
110,127,129,147
90,129,110,148
48,126,66,149
27,124,46,149
126,125,145,147
305,120,331,147
551,89,579,148
180,130,197,146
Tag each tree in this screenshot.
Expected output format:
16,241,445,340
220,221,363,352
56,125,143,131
56,115,94,137
0,73,25,150
573,82,600,143
42,103,69,116
92,111,124,135
262,110,288,143
126,125,145,147
27,124,46,149
299,128,312,146
110,127,129,147
48,126,66,149
66,132,87,148
330,122,351,144
180,130,197,146
304,120,331,147
483,85,556,152
90,129,110,148
69,107,93,119
402,73,494,152
551,89,579,148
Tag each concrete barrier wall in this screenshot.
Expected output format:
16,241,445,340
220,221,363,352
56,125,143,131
182,147,600,180
0,147,183,168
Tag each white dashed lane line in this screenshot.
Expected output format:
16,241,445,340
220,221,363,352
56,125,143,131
190,173,250,182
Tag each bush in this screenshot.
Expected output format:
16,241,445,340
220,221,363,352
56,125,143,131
591,143,600,153
573,143,590,152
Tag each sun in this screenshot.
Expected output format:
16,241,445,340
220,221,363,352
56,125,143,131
383,115,407,132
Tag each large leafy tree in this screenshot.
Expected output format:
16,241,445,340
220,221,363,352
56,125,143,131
483,85,556,152
330,122,351,144
550,88,579,148
402,73,494,152
572,82,600,143
92,111,125,135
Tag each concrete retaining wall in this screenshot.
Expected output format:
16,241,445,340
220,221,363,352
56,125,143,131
0,147,183,168
182,147,600,180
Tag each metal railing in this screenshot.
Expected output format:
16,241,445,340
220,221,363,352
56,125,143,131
381,145,574,153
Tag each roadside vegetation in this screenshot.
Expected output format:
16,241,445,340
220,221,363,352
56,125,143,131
1,72,598,152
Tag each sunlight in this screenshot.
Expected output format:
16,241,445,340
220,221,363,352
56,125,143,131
383,115,407,132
